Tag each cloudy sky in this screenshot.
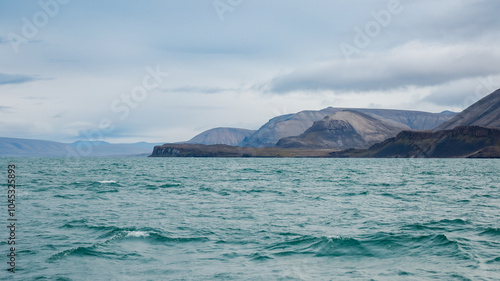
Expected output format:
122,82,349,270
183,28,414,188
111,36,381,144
1,0,499,143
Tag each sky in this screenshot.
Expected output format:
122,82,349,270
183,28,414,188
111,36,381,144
1,0,500,143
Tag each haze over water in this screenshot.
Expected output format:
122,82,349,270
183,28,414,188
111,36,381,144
3,157,499,280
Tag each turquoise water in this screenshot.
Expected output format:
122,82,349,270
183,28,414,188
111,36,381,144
1,158,499,280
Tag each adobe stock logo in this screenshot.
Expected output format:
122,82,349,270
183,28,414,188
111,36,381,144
213,0,243,21
8,0,70,53
339,0,403,61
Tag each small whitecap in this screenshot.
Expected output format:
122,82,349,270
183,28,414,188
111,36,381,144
126,231,150,238
98,180,117,184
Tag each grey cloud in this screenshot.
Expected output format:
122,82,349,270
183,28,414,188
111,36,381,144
424,85,480,108
161,45,255,55
23,96,49,100
162,86,243,94
0,73,36,85
268,43,500,93
423,76,500,107
398,0,500,42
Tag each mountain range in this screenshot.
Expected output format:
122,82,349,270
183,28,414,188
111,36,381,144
152,88,500,158
241,108,455,147
3,88,499,158
0,138,162,157
0,107,457,157
187,108,455,147
331,89,500,158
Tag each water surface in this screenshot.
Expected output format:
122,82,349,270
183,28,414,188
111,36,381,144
2,158,499,280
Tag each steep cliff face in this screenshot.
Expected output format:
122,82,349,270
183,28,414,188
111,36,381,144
187,127,255,146
434,89,500,131
330,126,500,158
276,111,408,149
149,143,334,157
240,107,455,147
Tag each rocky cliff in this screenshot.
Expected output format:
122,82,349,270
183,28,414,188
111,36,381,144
150,143,335,157
330,126,500,158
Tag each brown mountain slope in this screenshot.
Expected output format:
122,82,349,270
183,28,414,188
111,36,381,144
241,107,455,147
434,88,500,131
187,127,255,146
276,110,409,149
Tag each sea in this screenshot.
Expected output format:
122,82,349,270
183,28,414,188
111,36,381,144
1,157,499,281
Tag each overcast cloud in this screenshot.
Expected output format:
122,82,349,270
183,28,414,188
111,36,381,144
1,0,499,143
0,73,36,85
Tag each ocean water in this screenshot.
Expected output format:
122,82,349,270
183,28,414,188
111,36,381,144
1,157,499,280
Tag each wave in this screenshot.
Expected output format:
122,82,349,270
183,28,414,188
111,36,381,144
380,192,404,200
342,190,370,197
53,194,84,199
266,235,370,257
238,168,262,173
96,226,210,243
49,225,210,262
85,180,122,193
478,227,500,237
402,218,469,231
48,245,143,262
87,180,121,188
248,252,273,261
97,180,116,184
89,168,112,173
159,183,182,188
62,220,210,242
144,182,182,190
125,231,150,238
486,256,500,264
243,189,285,196
264,232,467,259
62,219,209,242
420,171,439,175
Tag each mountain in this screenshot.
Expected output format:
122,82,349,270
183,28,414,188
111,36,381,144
187,127,255,146
434,88,500,131
240,111,327,147
276,110,409,149
330,126,500,158
240,107,455,147
68,141,158,156
0,137,72,157
0,137,161,157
